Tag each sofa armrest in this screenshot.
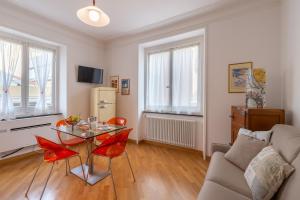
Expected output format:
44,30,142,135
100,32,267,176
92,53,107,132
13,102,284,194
211,143,231,154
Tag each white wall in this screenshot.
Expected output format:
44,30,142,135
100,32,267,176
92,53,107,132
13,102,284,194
104,0,282,154
206,2,282,152
281,0,300,127
0,3,105,119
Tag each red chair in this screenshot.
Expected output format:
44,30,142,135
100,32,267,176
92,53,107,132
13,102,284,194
56,120,85,146
92,128,135,199
96,117,127,143
25,136,86,200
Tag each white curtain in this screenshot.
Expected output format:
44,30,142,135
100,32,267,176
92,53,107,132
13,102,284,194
172,46,201,114
29,47,53,114
0,40,22,120
146,51,171,112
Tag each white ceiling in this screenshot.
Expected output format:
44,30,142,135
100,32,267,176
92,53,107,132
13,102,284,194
5,0,244,41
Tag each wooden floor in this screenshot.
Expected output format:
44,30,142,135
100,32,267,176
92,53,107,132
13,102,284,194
0,142,209,200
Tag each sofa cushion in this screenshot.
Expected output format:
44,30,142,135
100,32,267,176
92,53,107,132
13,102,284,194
197,180,251,200
275,152,300,200
271,125,300,163
238,128,272,142
206,152,252,198
244,146,295,200
225,135,267,170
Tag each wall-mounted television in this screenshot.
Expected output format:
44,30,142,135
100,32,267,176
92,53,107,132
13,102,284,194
77,65,103,84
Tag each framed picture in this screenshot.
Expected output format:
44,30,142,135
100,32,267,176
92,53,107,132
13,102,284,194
121,79,130,95
110,76,119,93
228,62,253,93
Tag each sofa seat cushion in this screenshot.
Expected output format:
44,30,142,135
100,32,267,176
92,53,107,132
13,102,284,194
206,152,252,198
197,180,251,200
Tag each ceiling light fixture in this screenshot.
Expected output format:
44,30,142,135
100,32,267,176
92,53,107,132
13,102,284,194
77,0,110,27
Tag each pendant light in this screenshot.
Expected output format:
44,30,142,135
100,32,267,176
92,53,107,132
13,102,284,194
77,0,110,27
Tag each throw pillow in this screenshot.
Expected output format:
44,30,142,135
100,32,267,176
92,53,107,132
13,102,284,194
244,146,295,200
238,128,272,142
225,135,267,170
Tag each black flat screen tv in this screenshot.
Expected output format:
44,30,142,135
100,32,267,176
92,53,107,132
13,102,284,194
77,65,103,84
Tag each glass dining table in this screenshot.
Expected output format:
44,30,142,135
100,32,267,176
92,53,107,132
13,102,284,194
51,123,126,185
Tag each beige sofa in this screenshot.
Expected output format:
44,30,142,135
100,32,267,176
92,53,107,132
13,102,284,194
198,125,300,200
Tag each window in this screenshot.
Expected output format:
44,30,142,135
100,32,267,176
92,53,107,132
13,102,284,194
0,37,57,119
145,44,202,115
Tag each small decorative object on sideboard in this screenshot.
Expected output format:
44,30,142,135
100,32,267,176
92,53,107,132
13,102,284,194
246,68,266,108
230,106,285,144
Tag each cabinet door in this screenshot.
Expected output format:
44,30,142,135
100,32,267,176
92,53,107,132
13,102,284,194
98,90,116,104
98,104,116,122
231,123,244,144
231,106,246,144
232,107,246,125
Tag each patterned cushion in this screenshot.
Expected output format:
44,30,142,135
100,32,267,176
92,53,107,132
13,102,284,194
244,146,295,200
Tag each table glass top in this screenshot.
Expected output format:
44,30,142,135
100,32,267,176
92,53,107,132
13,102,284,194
51,124,126,139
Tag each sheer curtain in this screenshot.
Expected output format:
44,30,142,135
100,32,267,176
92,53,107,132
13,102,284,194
172,46,201,114
0,40,22,120
146,51,171,112
29,47,53,114
145,45,202,115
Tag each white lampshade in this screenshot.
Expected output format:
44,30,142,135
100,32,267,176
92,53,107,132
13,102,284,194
77,6,110,27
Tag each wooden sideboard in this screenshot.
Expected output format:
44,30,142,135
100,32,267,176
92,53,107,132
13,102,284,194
230,106,285,143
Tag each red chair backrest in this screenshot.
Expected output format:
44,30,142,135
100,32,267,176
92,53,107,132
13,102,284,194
94,128,133,158
35,135,64,152
100,128,133,147
56,119,67,127
107,117,127,126
55,119,67,144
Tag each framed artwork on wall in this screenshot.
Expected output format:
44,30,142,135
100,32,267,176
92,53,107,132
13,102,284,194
110,75,119,93
121,79,130,95
228,62,253,93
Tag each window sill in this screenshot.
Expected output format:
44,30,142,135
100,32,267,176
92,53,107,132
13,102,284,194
16,113,62,119
143,111,203,117
1,113,62,121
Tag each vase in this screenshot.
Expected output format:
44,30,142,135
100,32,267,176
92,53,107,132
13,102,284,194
246,69,266,108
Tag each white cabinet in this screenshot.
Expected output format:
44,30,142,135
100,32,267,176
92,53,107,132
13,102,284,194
91,87,116,122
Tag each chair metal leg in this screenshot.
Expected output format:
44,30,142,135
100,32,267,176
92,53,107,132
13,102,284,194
39,162,55,200
67,159,71,172
109,159,117,200
25,160,43,198
65,159,68,176
125,150,136,182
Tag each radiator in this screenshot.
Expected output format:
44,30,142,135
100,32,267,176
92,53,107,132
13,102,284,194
0,115,61,153
145,115,197,149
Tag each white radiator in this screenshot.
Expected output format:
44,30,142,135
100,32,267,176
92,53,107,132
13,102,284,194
0,115,62,154
145,115,197,149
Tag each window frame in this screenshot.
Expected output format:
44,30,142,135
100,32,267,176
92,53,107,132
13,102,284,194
144,37,203,116
0,33,59,117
